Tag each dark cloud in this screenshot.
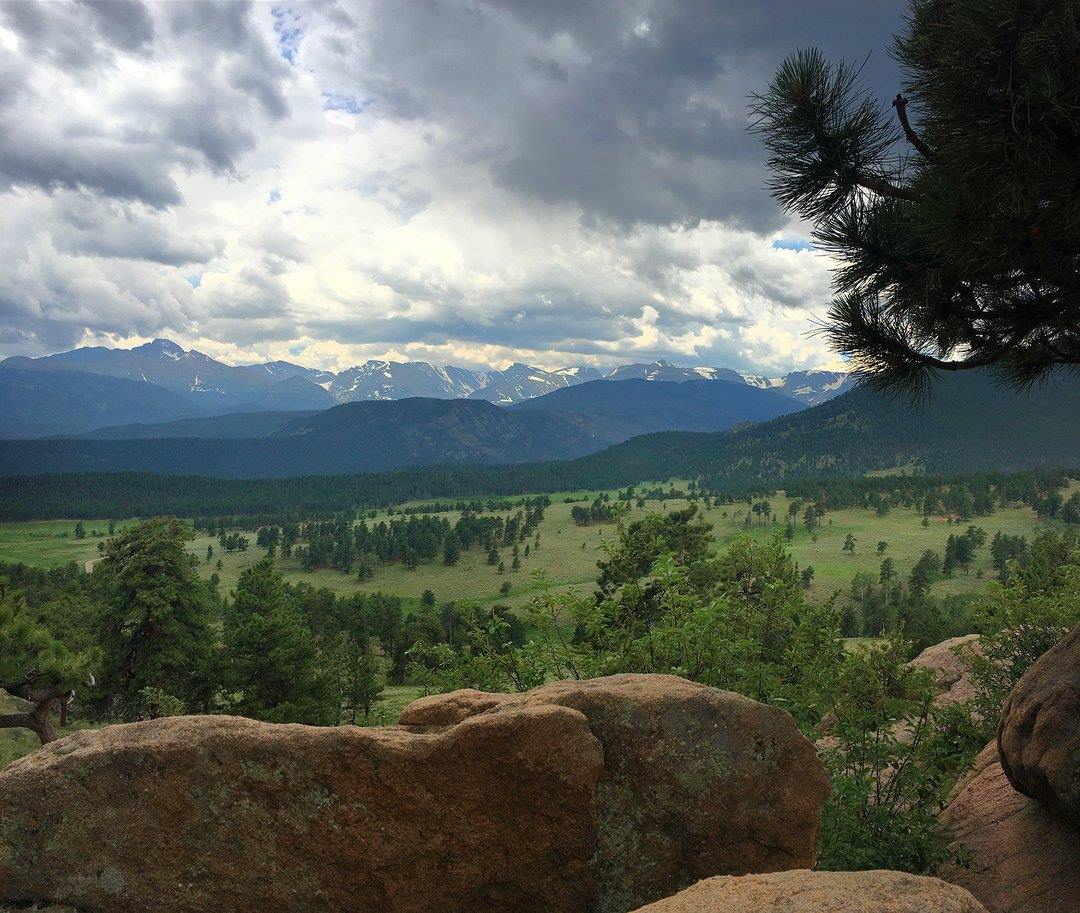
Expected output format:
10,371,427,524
0,123,183,208
50,196,223,266
165,1,254,48
0,0,291,205
2,0,155,69
1,1,110,70
334,0,908,231
81,1,156,52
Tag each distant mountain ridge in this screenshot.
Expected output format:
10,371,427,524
0,368,198,438
0,398,618,477
0,340,852,434
509,378,803,437
1,339,336,417
3,370,1076,519
56,376,803,451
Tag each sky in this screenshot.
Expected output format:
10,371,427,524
0,0,909,374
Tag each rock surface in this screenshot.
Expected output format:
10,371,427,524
0,706,603,913
401,673,830,913
997,623,1080,825
909,634,982,706
627,869,987,912
0,674,827,913
938,742,1080,913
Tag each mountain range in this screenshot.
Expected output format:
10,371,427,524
0,400,609,477
2,369,1076,519
0,338,851,436
2,369,1076,482
0,378,805,476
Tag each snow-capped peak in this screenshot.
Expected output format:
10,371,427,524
145,338,186,360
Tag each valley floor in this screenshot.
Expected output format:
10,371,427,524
1,479,1075,769
3,482,1072,610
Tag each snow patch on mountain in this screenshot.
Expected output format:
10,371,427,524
1,339,853,411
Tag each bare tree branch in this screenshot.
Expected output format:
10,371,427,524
891,94,936,160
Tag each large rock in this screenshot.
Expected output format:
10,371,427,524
627,869,987,912
401,673,830,913
0,674,827,913
938,742,1080,913
910,634,982,706
0,706,602,913
998,623,1080,825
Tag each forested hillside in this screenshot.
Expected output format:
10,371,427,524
69,410,318,440
611,369,1080,490
2,370,1076,519
0,399,616,479
509,378,801,434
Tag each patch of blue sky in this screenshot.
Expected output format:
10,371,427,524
772,238,815,252
267,188,282,205
322,92,371,115
272,6,303,64
185,274,202,289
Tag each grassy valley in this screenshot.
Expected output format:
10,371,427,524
4,479,1072,611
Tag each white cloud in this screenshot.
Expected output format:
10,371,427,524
0,0,906,372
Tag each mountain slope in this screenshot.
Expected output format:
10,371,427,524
0,398,618,478
606,359,746,385
603,360,851,406
5,371,1074,519
741,369,855,406
238,360,335,386
509,378,803,436
325,360,486,401
1,340,855,430
0,369,198,438
2,339,335,413
466,363,582,404
568,369,1080,489
66,410,317,440
37,376,801,449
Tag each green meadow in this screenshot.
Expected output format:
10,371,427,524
3,481,1071,610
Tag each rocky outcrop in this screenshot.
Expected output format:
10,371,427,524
909,634,981,706
401,674,830,913
0,674,827,913
938,742,1080,913
997,623,1080,826
627,869,988,912
0,706,602,913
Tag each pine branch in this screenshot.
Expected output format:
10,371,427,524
891,94,935,159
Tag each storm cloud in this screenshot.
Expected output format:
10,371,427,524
0,0,908,372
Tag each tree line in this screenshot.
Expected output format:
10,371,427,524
0,518,527,743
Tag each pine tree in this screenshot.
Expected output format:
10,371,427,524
0,588,86,743
443,532,461,566
221,558,335,725
92,518,214,719
751,4,1080,393
336,636,383,725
